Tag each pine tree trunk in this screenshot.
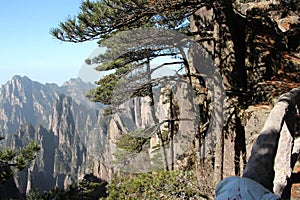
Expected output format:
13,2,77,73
168,90,175,171
146,60,169,171
212,20,224,183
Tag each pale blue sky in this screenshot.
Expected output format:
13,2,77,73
0,1,101,86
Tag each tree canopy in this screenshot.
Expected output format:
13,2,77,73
51,0,300,183
51,0,300,102
0,139,40,184
51,0,204,43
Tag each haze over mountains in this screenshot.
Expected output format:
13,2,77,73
0,75,105,197
0,75,198,198
0,76,98,133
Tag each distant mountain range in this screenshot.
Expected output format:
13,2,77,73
0,75,102,135
0,75,106,198
0,75,198,198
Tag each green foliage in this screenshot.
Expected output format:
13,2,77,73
113,131,152,172
52,0,300,107
26,188,43,200
51,0,189,108
50,0,193,43
85,73,118,104
85,64,136,105
104,170,204,199
0,140,40,184
239,0,255,2
115,134,149,153
51,1,300,198
26,171,203,200
103,106,113,116
54,145,72,176
161,125,169,144
85,44,183,106
26,174,108,200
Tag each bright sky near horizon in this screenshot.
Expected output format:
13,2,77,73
0,1,101,86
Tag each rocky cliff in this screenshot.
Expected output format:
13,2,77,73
0,76,102,195
92,81,201,179
0,76,198,193
0,76,100,135
0,73,298,197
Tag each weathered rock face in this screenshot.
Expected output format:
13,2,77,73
242,1,300,103
93,97,155,180
189,0,300,185
88,82,282,183
244,105,271,153
218,104,272,178
2,95,90,194
49,94,75,145
0,70,298,198
155,83,199,170
92,82,200,179
0,76,99,135
49,94,87,189
0,124,57,196
0,76,59,134
0,76,101,194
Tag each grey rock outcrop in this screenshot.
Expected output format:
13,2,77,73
0,76,101,194
0,76,98,135
93,81,200,179
243,87,300,197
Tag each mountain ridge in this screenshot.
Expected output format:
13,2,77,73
0,75,103,196
0,75,99,135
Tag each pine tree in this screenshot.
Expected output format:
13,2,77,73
0,138,40,184
51,0,300,182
